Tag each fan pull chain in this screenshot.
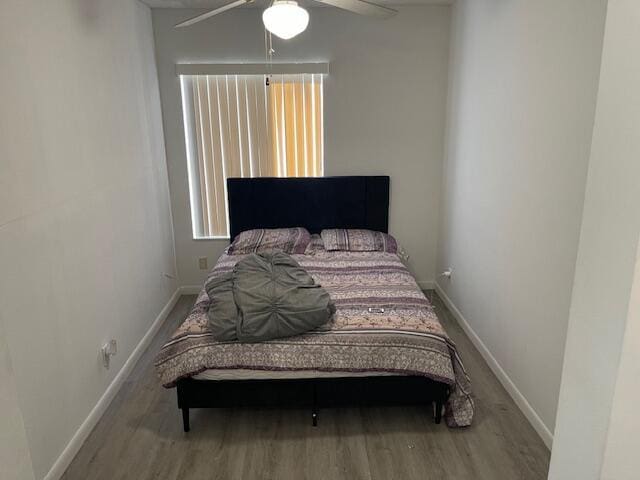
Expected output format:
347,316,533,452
264,28,274,86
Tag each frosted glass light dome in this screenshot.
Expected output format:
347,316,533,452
262,1,309,40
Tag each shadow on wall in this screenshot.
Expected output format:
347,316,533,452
71,0,103,29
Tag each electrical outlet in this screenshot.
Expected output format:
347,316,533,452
198,257,208,270
101,339,117,369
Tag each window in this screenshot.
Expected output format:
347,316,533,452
180,72,324,239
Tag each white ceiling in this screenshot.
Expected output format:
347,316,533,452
142,0,451,8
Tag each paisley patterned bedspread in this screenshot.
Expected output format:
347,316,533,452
154,250,474,427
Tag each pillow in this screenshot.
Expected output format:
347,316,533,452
304,234,325,255
321,229,398,253
227,228,311,255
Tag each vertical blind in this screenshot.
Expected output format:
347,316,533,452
181,73,324,238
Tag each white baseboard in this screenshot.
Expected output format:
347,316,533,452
179,285,202,295
434,282,554,449
43,288,182,480
417,280,435,290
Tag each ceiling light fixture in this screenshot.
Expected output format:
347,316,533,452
262,1,309,40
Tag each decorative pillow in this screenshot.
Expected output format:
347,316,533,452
320,229,398,253
227,228,311,255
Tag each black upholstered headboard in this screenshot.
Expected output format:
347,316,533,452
227,176,390,241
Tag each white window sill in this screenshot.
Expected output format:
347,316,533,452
193,236,230,241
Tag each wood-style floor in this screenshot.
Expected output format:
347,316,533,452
61,292,550,480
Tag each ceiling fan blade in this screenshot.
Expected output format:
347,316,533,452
312,0,397,18
174,0,252,28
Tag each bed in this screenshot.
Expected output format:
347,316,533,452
155,176,473,431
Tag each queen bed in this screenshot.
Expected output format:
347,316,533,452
154,176,473,431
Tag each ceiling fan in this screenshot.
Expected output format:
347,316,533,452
174,0,397,40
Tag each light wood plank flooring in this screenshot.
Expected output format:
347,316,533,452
61,292,550,480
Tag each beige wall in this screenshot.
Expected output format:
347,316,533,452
151,6,451,287
437,0,606,442
549,1,640,478
0,321,35,480
0,0,176,478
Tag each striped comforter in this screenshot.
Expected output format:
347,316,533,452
155,250,474,427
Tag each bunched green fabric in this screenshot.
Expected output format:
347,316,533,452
205,252,335,342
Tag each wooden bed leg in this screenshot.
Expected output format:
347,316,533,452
182,407,190,432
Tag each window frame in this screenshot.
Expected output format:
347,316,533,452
178,64,328,240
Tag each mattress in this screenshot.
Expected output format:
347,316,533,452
193,369,395,381
155,248,474,427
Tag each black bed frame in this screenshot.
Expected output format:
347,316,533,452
176,176,450,432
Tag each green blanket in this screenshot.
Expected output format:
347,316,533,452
205,252,335,342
